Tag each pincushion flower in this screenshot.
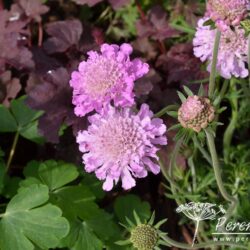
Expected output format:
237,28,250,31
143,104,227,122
206,0,249,31
70,43,149,117
193,18,248,79
76,104,167,191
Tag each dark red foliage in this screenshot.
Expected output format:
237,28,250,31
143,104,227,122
0,10,34,72
43,20,83,54
156,42,208,85
136,5,179,41
26,68,87,143
11,0,49,22
0,70,21,107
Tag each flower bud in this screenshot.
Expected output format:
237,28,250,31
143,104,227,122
130,224,158,250
178,96,215,132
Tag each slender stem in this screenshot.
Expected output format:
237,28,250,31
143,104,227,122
6,132,19,173
223,79,237,163
155,105,178,118
38,21,43,47
159,137,184,207
162,235,248,249
193,136,212,165
188,157,197,191
219,80,229,101
205,129,237,220
0,213,4,218
209,30,221,98
192,220,200,247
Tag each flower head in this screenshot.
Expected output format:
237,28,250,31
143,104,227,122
76,104,167,191
70,43,149,117
130,224,158,250
206,0,249,31
178,95,215,132
193,17,248,79
117,212,167,250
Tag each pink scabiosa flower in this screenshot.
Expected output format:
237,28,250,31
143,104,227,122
193,17,248,79
70,43,149,117
76,104,167,191
206,0,249,31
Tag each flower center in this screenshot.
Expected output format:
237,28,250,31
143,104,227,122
130,224,158,250
84,56,122,98
179,96,204,121
92,116,144,163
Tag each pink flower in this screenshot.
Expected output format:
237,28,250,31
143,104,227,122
70,43,149,117
76,104,167,191
206,0,249,31
193,18,248,79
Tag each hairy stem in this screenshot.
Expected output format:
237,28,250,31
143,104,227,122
209,30,221,98
223,79,237,163
162,235,248,249
6,132,19,173
188,156,197,191
205,129,237,221
159,137,184,206
193,136,212,165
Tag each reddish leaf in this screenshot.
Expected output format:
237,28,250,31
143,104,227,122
43,20,83,54
0,71,21,107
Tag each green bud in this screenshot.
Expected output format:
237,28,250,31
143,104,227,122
130,224,158,250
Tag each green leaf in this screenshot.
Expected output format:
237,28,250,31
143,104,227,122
3,176,22,198
114,194,151,224
183,86,194,96
81,173,105,200
23,160,40,178
166,111,178,118
10,96,43,128
20,120,45,144
71,222,103,250
0,105,17,132
38,160,79,191
0,184,69,250
86,209,121,241
177,91,186,103
51,185,96,219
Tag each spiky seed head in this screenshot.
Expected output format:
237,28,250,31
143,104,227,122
130,224,158,250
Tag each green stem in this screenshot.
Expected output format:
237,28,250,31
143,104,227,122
159,137,184,207
205,129,237,220
209,30,221,98
193,136,212,165
223,79,237,163
6,132,19,173
0,213,4,218
162,235,248,249
155,105,178,118
188,157,197,191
